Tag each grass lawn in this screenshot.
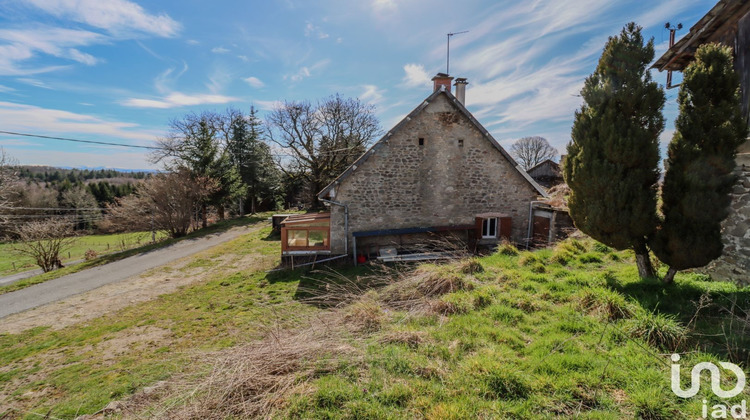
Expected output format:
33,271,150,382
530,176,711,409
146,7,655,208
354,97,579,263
1,232,749,419
0,231,169,276
0,216,306,418
0,214,271,295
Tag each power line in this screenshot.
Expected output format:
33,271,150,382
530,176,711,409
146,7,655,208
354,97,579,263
0,130,160,150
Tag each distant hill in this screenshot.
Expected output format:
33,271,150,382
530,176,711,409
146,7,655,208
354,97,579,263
17,166,153,183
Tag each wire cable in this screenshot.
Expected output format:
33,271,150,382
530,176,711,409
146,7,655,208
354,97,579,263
0,130,161,150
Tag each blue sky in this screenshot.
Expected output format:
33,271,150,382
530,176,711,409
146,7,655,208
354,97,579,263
0,0,714,169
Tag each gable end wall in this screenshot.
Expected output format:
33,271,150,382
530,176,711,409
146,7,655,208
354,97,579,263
328,94,540,254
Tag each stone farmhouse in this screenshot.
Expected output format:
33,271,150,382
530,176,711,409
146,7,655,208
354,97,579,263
280,74,548,263
652,0,750,284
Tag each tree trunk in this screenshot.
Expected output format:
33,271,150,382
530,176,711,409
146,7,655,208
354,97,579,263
634,242,655,278
663,267,678,284
201,203,208,229
218,204,225,221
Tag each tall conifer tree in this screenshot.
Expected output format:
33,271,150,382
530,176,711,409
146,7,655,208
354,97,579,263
651,44,748,283
564,22,665,278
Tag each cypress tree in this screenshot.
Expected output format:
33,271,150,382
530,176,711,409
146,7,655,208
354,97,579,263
564,22,665,278
651,43,748,283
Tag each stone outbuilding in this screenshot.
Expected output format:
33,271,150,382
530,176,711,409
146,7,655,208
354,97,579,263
526,159,564,189
653,0,750,284
307,74,547,263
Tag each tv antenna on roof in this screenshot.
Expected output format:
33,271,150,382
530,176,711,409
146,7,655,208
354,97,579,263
447,31,469,74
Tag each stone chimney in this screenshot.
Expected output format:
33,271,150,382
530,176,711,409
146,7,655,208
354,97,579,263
454,78,468,105
432,73,453,93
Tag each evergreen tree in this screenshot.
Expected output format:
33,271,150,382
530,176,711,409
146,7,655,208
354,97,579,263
227,107,281,214
564,22,665,278
154,112,244,227
651,44,748,283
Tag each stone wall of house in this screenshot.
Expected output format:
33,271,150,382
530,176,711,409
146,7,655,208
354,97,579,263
327,93,542,255
702,162,750,285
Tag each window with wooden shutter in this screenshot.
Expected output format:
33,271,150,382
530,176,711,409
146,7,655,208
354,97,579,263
499,217,512,239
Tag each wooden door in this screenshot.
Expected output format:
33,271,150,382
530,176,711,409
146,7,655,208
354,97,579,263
532,216,550,246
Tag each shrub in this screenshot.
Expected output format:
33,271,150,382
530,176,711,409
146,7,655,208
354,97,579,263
458,258,484,274
530,262,546,273
579,287,633,321
550,249,573,265
487,304,525,325
314,376,361,409
518,252,542,266
625,311,687,351
471,287,495,309
344,294,385,332
84,249,98,261
485,369,530,399
592,242,612,254
496,241,519,256
578,252,603,264
415,266,471,297
378,331,427,349
433,292,473,315
631,388,678,420
376,383,412,407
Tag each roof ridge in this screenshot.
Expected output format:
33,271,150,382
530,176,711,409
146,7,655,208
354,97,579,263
317,89,548,199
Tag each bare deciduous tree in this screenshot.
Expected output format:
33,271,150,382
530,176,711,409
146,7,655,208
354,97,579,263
510,136,559,170
266,94,380,206
13,219,76,272
0,148,19,225
105,169,216,238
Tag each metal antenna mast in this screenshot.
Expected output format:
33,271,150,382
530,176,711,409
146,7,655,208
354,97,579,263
447,31,468,74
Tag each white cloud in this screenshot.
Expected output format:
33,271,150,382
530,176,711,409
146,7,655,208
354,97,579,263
211,46,229,54
0,101,156,143
372,0,397,13
254,100,283,111
67,48,98,65
121,92,239,109
360,84,384,106
243,76,265,88
402,63,430,88
285,59,329,82
304,22,329,39
16,78,53,89
0,139,38,147
24,0,181,38
0,85,15,92
290,67,311,82
186,39,199,45
0,26,105,75
153,63,188,94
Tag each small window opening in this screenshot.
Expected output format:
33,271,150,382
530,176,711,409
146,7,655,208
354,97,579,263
458,139,464,147
482,217,498,238
418,137,424,146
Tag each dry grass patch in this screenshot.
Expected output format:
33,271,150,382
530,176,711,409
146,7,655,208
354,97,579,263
119,314,362,419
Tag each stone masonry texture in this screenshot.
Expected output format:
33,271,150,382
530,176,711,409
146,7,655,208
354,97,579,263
326,93,541,255
703,163,750,285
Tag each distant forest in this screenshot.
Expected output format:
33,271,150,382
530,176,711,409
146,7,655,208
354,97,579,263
16,166,151,208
